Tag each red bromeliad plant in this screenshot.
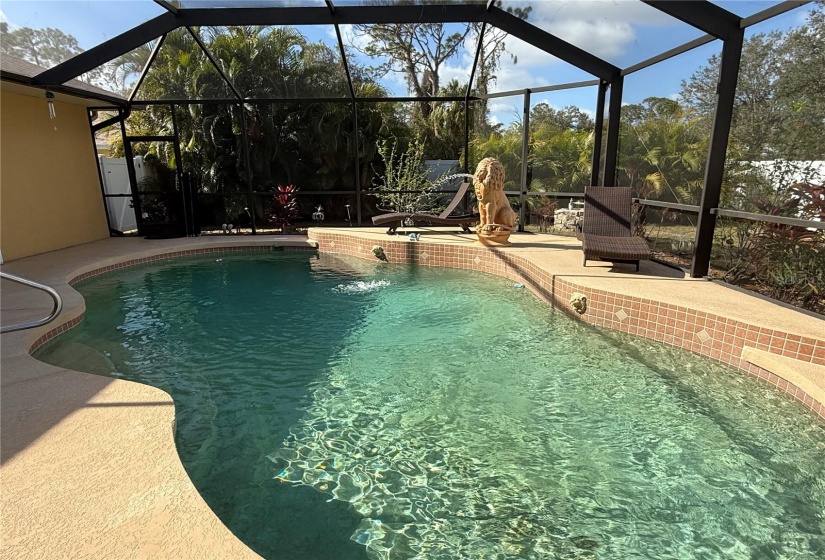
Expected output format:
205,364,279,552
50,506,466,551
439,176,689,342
270,184,299,229
744,182,825,312
752,182,825,241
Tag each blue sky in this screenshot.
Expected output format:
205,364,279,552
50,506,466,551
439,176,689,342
1,1,815,125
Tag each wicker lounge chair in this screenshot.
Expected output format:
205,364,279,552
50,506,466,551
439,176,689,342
372,182,478,234
581,186,651,271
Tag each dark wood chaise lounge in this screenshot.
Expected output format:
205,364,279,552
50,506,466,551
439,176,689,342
581,186,651,271
372,182,478,234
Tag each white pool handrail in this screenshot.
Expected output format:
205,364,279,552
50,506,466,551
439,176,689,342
0,272,63,334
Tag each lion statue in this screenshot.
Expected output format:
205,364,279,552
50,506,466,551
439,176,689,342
473,157,516,234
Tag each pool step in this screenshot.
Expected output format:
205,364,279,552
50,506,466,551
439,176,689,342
742,346,825,405
44,341,117,376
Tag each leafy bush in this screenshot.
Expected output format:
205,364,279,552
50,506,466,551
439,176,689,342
270,184,299,229
714,181,824,313
371,137,441,214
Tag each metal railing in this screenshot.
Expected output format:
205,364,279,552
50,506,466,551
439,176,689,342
0,272,63,334
712,208,825,230
504,192,824,230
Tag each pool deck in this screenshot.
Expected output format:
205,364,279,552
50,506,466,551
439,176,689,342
1,230,823,559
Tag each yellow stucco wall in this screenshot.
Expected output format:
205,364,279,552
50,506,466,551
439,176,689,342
1,90,109,262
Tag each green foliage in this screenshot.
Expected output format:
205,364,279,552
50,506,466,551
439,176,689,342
351,2,529,142
713,179,825,313
681,4,825,161
715,209,823,314
678,3,825,313
352,19,469,101
777,7,825,158
471,129,524,191
470,3,532,136
470,112,593,195
413,79,469,161
0,23,81,66
120,26,407,222
351,14,471,155
371,137,436,214
531,104,594,133
0,22,112,87
530,127,592,193
681,32,786,159
617,97,706,204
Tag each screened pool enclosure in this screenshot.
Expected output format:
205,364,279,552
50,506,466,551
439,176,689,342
3,0,822,285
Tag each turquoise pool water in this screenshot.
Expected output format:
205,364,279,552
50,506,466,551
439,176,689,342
36,252,825,559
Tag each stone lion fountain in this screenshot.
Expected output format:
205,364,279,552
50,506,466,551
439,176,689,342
473,157,516,246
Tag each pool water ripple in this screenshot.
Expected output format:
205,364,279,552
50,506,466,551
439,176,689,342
36,252,825,560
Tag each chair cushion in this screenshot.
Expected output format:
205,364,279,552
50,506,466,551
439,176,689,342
582,234,651,260
372,212,407,225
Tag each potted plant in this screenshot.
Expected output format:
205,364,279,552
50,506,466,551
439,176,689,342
271,184,299,233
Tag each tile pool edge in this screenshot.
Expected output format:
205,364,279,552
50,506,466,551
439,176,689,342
308,229,825,422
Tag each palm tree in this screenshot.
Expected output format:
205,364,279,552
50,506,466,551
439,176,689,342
618,97,706,204
471,128,523,190
530,125,593,192
418,79,470,161
118,25,409,222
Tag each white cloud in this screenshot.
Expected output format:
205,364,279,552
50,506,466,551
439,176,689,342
336,1,685,100
439,30,557,95
488,100,522,126
469,0,687,108
386,69,408,91
491,63,545,92
544,19,634,61
442,28,569,94
338,24,373,53
490,101,519,115
527,0,675,27
501,0,681,64
501,33,561,68
440,62,472,87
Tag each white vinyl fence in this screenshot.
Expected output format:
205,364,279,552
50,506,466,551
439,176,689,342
98,155,144,232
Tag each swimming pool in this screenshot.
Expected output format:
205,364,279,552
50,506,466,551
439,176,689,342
36,252,825,559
